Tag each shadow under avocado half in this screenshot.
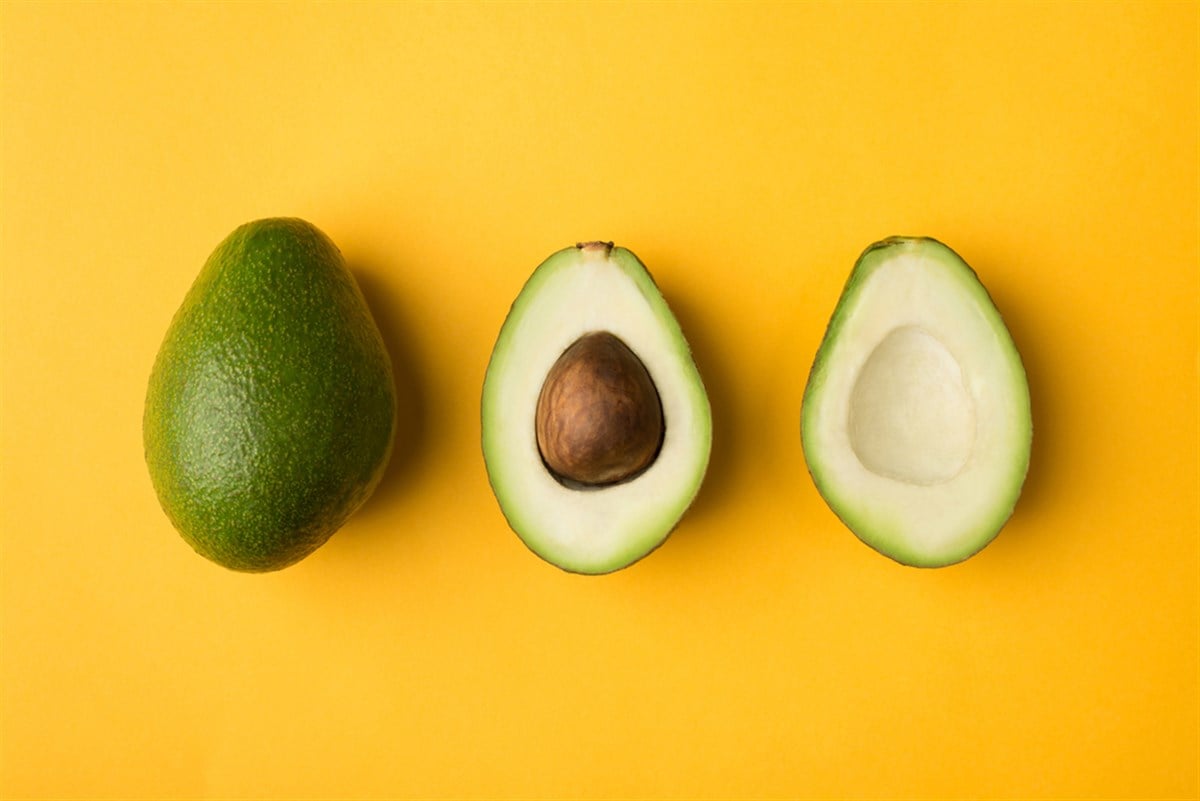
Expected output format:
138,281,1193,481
974,268,1048,527
346,265,432,521
658,286,739,524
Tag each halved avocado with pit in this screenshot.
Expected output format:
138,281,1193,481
482,242,712,574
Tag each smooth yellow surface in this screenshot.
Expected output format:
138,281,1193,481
1,3,1196,798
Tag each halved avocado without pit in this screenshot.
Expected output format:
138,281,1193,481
482,242,712,574
802,237,1031,567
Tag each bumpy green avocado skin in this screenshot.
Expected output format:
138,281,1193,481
143,218,396,572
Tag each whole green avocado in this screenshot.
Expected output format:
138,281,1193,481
144,218,396,572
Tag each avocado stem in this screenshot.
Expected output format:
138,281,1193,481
576,241,614,254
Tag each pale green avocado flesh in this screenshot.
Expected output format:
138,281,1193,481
802,237,1031,567
144,218,396,572
482,243,712,574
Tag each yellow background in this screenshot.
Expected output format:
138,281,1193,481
2,3,1197,798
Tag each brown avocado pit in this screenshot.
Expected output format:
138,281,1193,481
535,331,665,487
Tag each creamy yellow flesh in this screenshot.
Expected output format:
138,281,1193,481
483,246,711,573
848,325,975,486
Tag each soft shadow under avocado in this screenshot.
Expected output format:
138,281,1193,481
349,266,432,520
660,288,739,523
977,270,1048,523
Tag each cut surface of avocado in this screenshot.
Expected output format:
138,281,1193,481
802,237,1031,567
482,242,711,574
